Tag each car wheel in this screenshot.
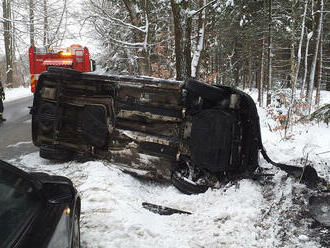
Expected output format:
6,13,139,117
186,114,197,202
185,79,228,102
39,145,73,161
71,209,80,248
171,160,209,195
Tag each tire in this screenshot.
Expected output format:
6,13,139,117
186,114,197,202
71,208,80,248
171,172,209,195
38,102,56,133
185,79,228,102
39,145,73,161
171,161,209,195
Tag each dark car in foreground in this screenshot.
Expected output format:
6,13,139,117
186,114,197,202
30,67,325,195
0,159,80,248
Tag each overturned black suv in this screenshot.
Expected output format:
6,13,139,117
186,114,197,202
30,67,321,194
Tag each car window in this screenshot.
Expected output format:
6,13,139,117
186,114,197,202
0,167,41,247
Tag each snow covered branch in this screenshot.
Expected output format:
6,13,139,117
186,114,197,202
188,0,218,18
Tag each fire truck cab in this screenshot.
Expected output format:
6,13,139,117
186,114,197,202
29,44,95,92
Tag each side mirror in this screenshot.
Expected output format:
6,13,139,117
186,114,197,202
42,182,74,204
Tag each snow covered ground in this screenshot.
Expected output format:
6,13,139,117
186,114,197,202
6,88,330,248
3,86,32,102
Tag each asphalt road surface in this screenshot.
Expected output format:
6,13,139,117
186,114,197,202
0,96,38,161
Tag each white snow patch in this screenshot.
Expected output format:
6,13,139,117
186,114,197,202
226,0,234,7
17,153,270,247
7,141,32,148
3,87,32,102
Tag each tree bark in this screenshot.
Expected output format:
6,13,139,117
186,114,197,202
259,37,265,107
266,0,272,106
43,0,49,49
308,0,323,113
290,0,297,102
2,0,13,87
191,0,206,79
29,0,35,46
315,30,322,105
171,0,184,80
184,14,192,78
302,30,312,97
248,48,253,90
295,0,308,99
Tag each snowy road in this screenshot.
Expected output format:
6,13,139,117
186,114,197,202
0,95,38,160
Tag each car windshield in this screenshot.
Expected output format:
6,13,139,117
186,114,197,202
0,167,41,247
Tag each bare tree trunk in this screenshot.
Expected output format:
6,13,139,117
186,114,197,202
290,1,297,102
315,30,322,105
248,48,253,90
242,64,246,90
3,0,13,87
191,0,206,79
308,0,323,113
295,0,308,98
171,0,184,80
301,30,312,97
232,39,240,87
266,0,272,106
184,14,192,78
11,4,15,60
177,0,191,79
43,0,49,49
29,0,34,46
140,13,151,76
259,37,265,107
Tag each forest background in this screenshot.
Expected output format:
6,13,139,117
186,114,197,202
0,0,329,129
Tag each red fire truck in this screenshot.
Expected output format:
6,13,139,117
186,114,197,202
29,44,95,92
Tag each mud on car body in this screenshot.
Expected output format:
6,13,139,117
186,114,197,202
30,67,262,194
30,67,319,194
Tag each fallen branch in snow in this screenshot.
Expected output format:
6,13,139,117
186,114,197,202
316,151,330,155
142,202,192,216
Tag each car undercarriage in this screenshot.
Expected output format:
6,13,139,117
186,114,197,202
31,67,264,192
31,67,329,199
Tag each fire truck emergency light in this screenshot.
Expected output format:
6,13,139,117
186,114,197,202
60,51,72,56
